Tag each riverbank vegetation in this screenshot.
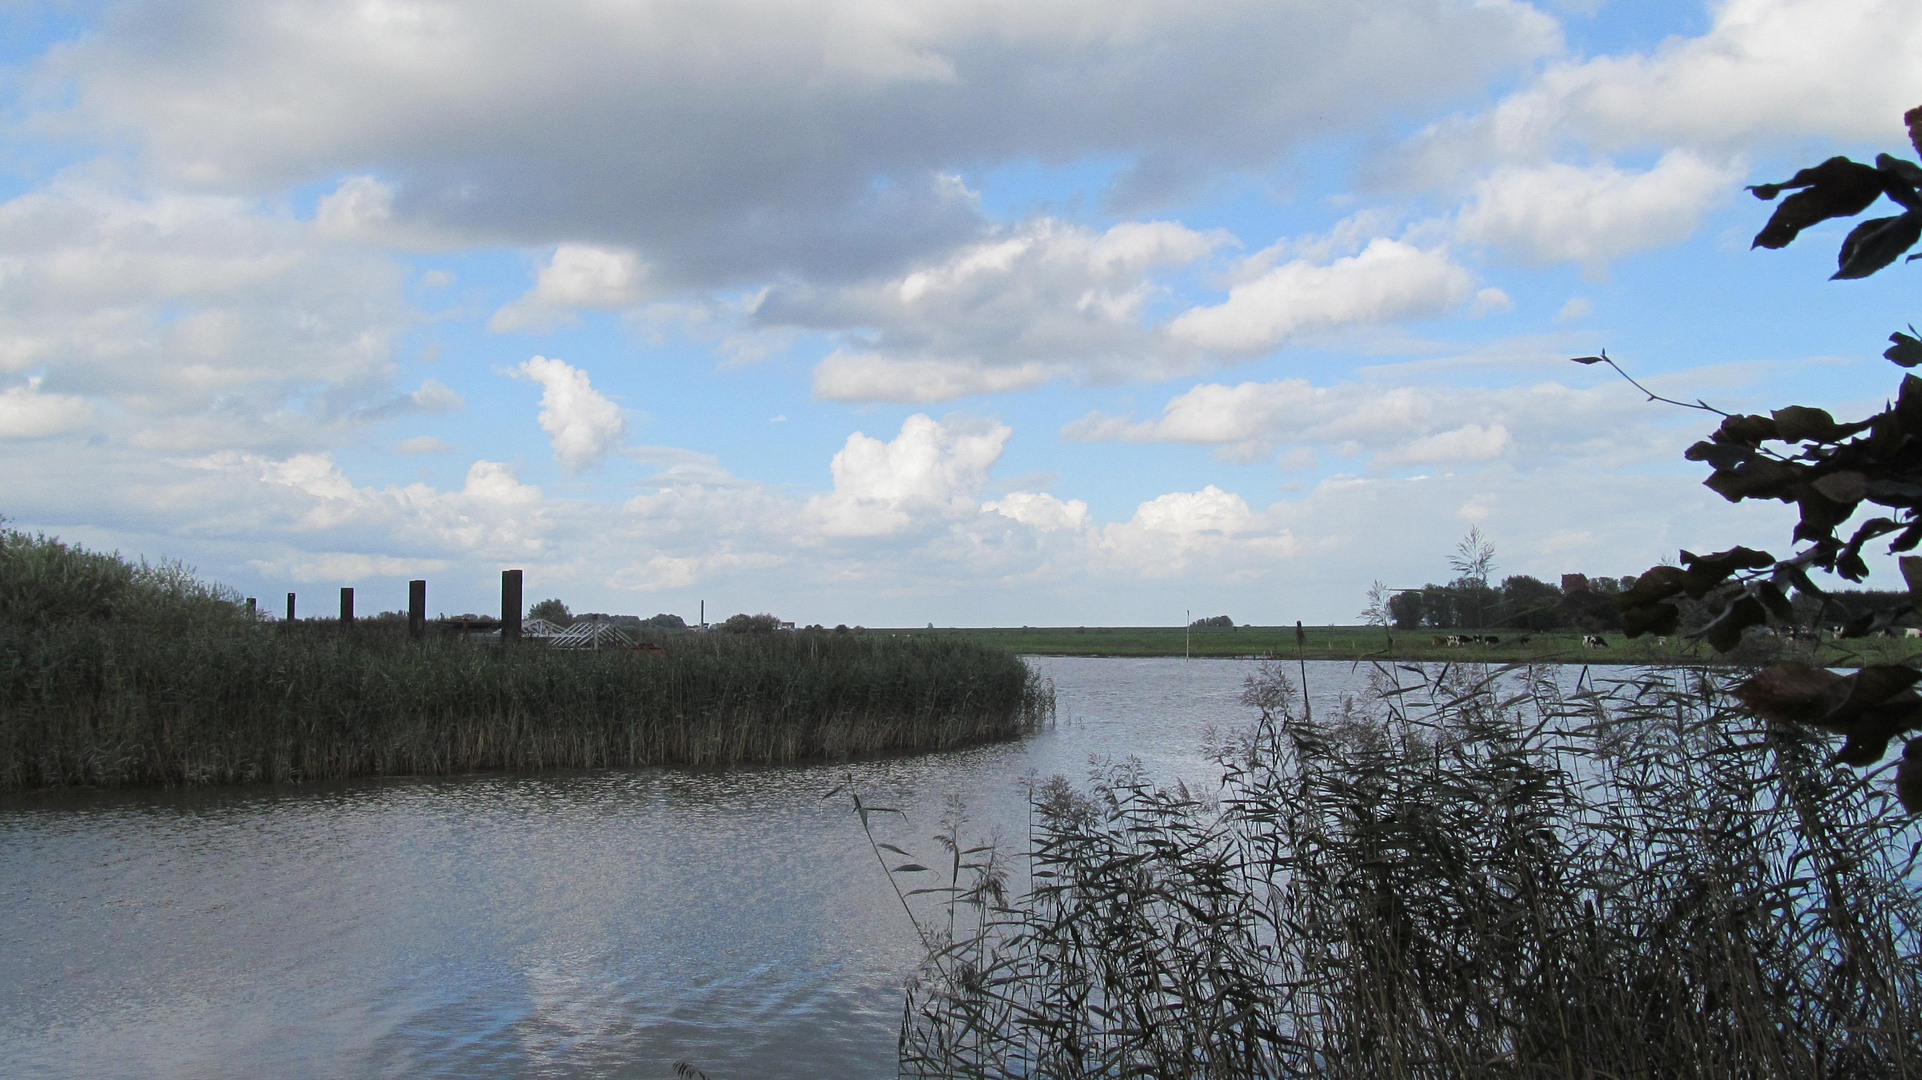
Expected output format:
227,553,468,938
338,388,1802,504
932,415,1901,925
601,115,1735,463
878,661,1922,1078
0,528,1050,789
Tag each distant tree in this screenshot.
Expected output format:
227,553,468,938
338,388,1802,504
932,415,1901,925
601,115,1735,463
1358,580,1392,628
721,612,781,633
1498,575,1562,632
640,612,687,630
1449,527,1498,628
1190,614,1234,628
1387,590,1424,630
528,597,572,625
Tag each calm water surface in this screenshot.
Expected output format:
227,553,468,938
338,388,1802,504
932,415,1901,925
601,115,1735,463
0,657,1597,1079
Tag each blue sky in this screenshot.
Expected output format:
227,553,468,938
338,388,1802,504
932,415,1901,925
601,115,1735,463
1,0,1918,626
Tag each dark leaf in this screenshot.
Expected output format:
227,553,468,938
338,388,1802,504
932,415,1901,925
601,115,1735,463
1810,470,1869,503
1686,439,1754,471
1879,153,1922,197
1756,581,1794,621
1568,355,1607,365
1735,663,1922,762
1772,405,1845,442
1910,105,1922,159
1616,565,1689,608
1703,595,1770,652
1895,521,1922,554
1899,739,1922,812
1708,413,1780,447
1621,601,1680,639
1902,555,1922,603
1751,157,1888,249
1864,479,1922,507
1734,662,1846,724
1704,458,1801,503
1678,545,1774,598
1887,328,1922,368
892,863,932,873
1835,211,1922,279
1839,549,1873,581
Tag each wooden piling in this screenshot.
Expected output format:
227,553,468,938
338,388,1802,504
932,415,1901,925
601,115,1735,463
285,592,296,632
339,586,354,627
502,569,523,642
409,580,426,640
246,597,256,617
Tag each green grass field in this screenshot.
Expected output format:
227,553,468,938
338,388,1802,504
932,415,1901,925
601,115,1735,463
879,623,1922,666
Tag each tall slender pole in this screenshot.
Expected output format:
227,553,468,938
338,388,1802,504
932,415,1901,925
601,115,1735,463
409,579,426,640
339,587,354,628
1185,609,1190,662
285,592,296,633
246,597,256,618
1295,620,1310,722
501,569,523,643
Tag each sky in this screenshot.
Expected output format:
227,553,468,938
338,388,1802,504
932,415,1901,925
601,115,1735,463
1,0,1919,627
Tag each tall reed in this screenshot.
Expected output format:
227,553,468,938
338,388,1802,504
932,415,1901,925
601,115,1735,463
0,529,1050,787
885,660,1922,1078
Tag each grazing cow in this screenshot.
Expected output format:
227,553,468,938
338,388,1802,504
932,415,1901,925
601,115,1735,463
1484,636,1500,646
1583,634,1609,648
1433,636,1447,646
1517,635,1531,645
1447,635,1467,647
1906,628,1922,639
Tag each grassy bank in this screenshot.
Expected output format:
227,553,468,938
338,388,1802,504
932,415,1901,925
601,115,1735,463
882,661,1922,1077
0,531,1050,789
890,623,1922,666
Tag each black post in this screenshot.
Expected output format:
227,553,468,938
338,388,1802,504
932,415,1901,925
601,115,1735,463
285,592,296,632
339,587,354,627
501,569,523,642
246,597,256,617
409,580,426,640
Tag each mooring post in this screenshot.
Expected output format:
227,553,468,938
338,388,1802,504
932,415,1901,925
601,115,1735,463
409,579,426,640
285,592,296,632
339,586,354,628
501,569,523,642
246,597,256,617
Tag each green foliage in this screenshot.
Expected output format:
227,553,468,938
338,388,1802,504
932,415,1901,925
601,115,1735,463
0,525,247,634
721,612,782,633
641,612,687,630
882,662,1922,1077
1188,614,1233,629
527,597,573,624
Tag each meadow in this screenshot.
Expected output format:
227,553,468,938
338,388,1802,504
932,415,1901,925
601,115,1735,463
892,622,1922,666
0,530,1049,789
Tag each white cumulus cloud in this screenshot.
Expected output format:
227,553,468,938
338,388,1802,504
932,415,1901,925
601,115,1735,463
806,413,1010,536
0,379,94,439
512,356,627,472
1168,239,1475,355
491,245,653,332
1454,151,1739,271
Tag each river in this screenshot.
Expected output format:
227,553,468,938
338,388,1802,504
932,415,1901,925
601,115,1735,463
0,656,1602,1080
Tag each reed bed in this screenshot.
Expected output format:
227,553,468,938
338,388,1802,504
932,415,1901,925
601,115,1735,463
882,660,1922,1079
0,529,1049,788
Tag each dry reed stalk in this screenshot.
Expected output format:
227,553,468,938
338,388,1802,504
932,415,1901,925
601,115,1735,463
877,659,1922,1079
